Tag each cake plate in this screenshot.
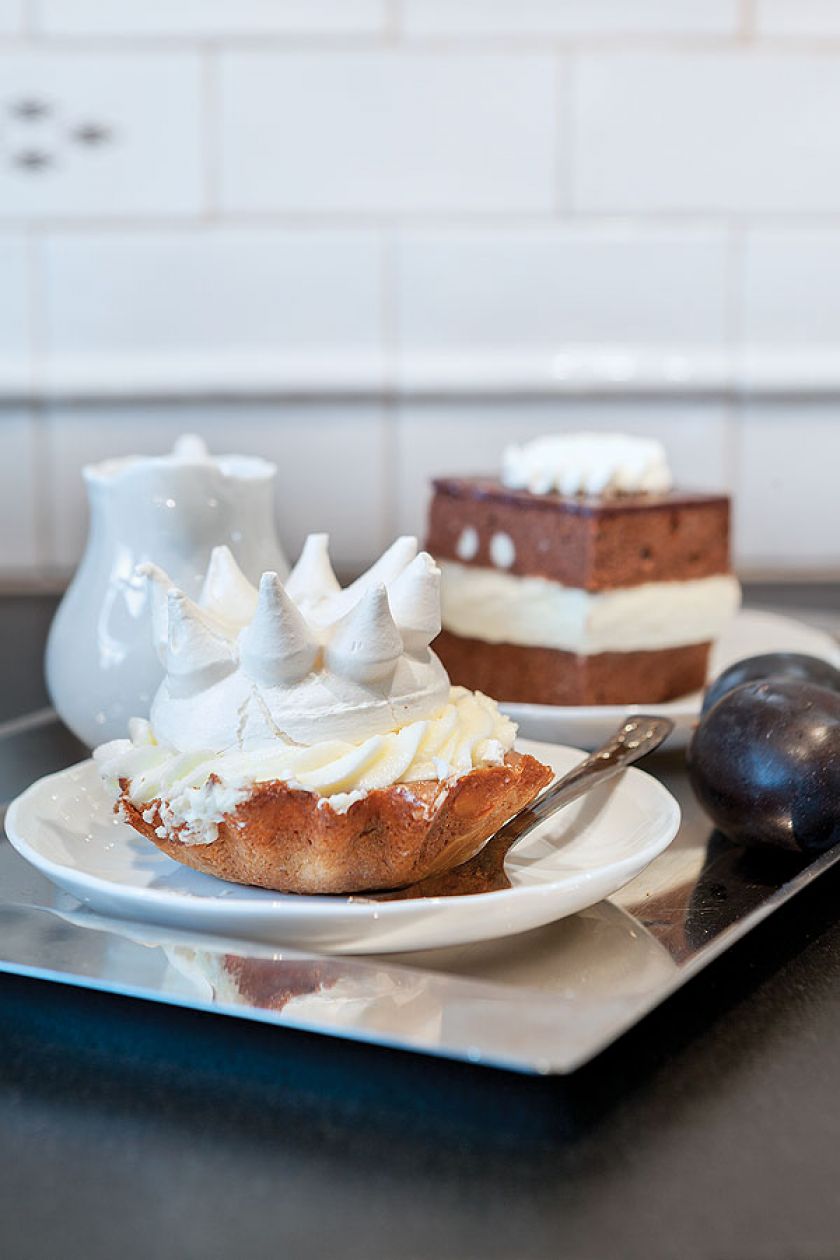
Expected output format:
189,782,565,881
4,740,680,955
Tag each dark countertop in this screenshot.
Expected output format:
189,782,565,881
0,595,58,722
1,590,840,1260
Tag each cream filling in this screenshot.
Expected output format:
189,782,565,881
94,686,516,846
440,562,741,654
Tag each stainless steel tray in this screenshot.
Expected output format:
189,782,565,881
1,712,837,1076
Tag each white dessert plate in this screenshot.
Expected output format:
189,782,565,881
5,739,680,955
503,609,840,751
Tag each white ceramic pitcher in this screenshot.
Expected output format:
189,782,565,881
46,434,288,746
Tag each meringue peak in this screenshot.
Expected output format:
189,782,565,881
199,545,258,625
329,536,418,622
285,534,341,608
387,551,441,654
326,584,403,685
238,572,318,687
165,589,236,697
137,561,175,664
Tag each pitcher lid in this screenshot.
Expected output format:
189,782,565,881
83,434,276,484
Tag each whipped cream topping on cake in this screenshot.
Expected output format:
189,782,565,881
501,432,673,498
95,536,516,837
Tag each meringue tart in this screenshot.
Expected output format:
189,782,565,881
95,536,552,895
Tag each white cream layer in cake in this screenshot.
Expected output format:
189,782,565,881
440,562,742,655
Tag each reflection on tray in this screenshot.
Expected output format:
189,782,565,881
165,946,444,1042
624,831,812,963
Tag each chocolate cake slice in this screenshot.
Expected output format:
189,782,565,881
425,438,741,707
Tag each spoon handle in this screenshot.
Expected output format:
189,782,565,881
496,714,675,849
362,715,676,902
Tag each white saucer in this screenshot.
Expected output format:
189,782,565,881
503,609,840,751
5,739,680,955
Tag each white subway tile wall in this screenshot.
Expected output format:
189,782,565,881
0,1,836,581
219,51,561,214
402,1,740,37
755,2,840,36
0,410,38,572
395,227,730,352
0,0,24,35
36,1,388,37
0,234,31,391
740,229,840,345
0,52,203,218
41,229,384,388
574,52,840,213
735,404,840,568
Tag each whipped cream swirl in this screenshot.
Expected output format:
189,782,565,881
96,688,515,840
502,433,673,498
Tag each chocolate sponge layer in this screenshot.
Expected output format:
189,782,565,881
427,477,731,592
435,629,710,706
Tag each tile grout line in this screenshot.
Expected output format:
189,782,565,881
384,0,402,43
201,42,220,219
380,220,399,543
25,224,52,570
559,45,575,215
739,0,758,42
22,0,40,38
9,213,840,232
725,217,745,504
3,23,840,52
0,33,765,53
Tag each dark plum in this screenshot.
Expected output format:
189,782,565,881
688,679,840,852
702,652,840,715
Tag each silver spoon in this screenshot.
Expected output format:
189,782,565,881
366,714,675,901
